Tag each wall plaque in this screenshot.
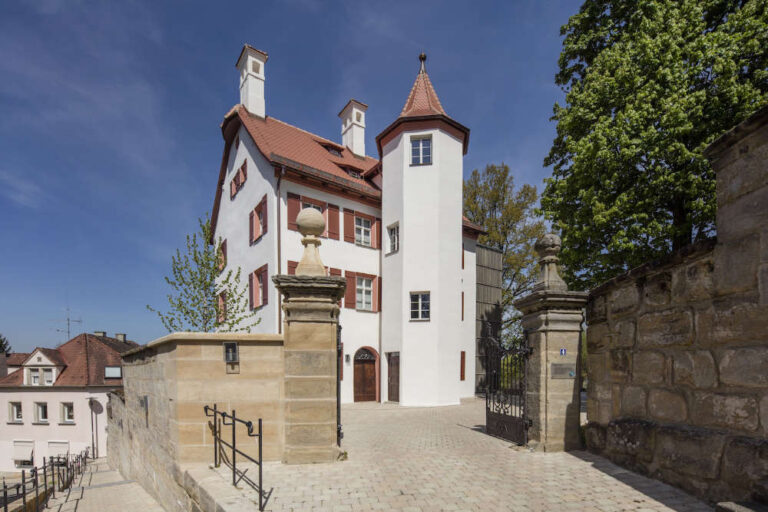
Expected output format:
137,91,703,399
551,363,577,379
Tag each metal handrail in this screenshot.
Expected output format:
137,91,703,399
204,404,269,511
1,449,89,512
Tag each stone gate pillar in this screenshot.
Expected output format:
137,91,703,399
514,234,588,451
273,208,345,464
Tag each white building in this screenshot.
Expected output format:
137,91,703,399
211,46,484,406
0,333,136,471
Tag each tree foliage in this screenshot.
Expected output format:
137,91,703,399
464,164,546,344
0,334,11,353
542,0,768,290
147,214,258,333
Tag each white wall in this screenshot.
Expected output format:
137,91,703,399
382,127,467,406
460,237,478,397
279,181,381,404
0,389,109,472
214,126,279,333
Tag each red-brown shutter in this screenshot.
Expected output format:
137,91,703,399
261,195,268,235
230,179,237,199
344,271,356,309
327,204,340,240
242,160,247,181
460,351,466,381
377,276,382,311
343,209,355,243
249,210,255,244
248,273,254,310
287,193,300,231
372,276,380,312
219,240,227,270
287,260,298,275
261,266,269,306
374,218,382,249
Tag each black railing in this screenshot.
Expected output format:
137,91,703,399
204,404,270,511
0,449,89,512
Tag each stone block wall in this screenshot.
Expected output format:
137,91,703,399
585,106,768,504
107,332,284,512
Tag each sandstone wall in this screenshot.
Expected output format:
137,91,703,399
107,333,284,512
585,106,768,504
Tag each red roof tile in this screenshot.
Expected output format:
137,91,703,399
6,353,29,366
0,334,137,388
400,61,447,118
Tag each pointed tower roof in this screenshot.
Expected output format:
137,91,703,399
376,53,469,157
400,53,447,118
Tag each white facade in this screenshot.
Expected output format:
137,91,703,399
213,46,479,406
0,389,108,472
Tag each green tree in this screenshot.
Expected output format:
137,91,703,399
542,0,768,290
0,334,11,353
147,214,258,333
464,163,546,344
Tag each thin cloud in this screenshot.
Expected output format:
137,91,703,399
0,170,44,208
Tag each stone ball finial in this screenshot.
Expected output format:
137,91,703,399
297,208,325,237
534,233,562,259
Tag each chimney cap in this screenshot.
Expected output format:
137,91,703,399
115,333,127,342
338,99,369,118
236,44,269,69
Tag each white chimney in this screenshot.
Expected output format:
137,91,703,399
338,99,368,156
236,45,268,118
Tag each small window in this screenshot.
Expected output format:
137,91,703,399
251,61,261,74
61,402,74,423
30,369,39,385
43,368,53,385
325,146,342,157
356,277,373,311
388,225,399,253
355,112,362,122
410,292,430,321
302,201,323,213
355,217,371,246
35,402,48,423
218,239,227,271
105,366,122,379
223,342,239,364
347,169,361,179
411,136,432,165
9,402,22,422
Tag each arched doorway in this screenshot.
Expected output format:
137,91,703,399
354,347,378,402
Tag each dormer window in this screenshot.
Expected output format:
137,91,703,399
30,369,39,385
105,366,122,379
411,136,432,165
251,61,260,74
327,147,342,157
43,369,53,385
356,112,362,122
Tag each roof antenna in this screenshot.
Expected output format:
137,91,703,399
419,52,427,73
55,305,82,343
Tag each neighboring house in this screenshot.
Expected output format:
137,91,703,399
0,332,136,471
211,45,486,406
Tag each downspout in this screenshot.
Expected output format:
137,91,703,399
276,165,285,334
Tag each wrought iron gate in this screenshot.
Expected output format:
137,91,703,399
485,330,532,445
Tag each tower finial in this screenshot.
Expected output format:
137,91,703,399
419,52,426,73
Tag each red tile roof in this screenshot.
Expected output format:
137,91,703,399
0,334,137,388
400,66,447,118
6,353,29,366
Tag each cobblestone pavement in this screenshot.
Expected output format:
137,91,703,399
44,458,164,512
245,398,713,512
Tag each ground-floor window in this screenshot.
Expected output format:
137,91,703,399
12,440,34,468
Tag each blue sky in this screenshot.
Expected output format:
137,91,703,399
0,0,581,352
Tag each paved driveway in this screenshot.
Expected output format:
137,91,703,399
260,398,713,512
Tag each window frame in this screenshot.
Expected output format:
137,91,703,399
30,368,40,385
409,292,431,321
9,402,22,423
43,368,53,385
387,224,400,254
35,402,48,423
61,402,75,424
355,216,372,247
356,277,373,311
410,135,432,166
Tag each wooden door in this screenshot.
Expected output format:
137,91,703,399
354,349,376,402
387,352,400,402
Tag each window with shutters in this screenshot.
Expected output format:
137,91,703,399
410,292,430,321
302,201,323,213
356,277,373,311
217,292,227,323
250,264,268,309
250,195,268,244
355,217,371,246
387,224,399,254
218,239,227,271
230,160,248,199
